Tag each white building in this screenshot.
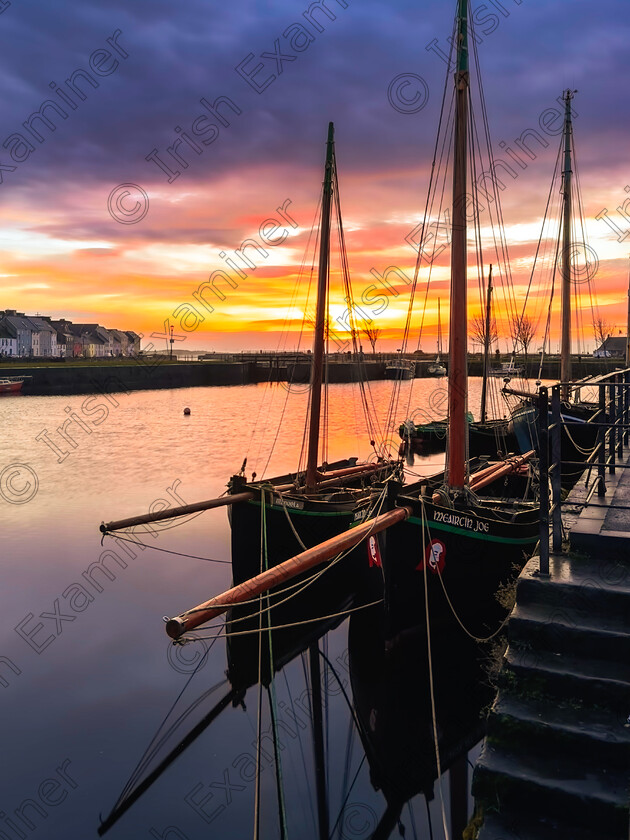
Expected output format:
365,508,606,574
0,325,17,356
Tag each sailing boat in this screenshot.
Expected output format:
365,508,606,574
97,123,404,838
384,0,539,645
506,90,600,487
101,121,400,682
427,298,447,376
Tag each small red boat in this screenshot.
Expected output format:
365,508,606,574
0,377,25,394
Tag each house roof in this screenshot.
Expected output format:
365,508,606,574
596,336,627,355
106,329,128,342
0,313,38,334
27,317,56,334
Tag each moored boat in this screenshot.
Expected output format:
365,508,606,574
426,298,447,376
385,0,540,645
0,376,26,394
384,358,415,380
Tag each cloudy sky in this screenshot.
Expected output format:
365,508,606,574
1,0,628,351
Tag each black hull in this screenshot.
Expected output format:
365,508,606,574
347,489,538,830
401,418,518,457
511,402,599,489
226,462,388,690
385,490,539,643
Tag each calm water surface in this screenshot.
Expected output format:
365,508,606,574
1,377,517,839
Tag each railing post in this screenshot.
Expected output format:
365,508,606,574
616,373,624,462
551,385,562,553
608,380,616,475
624,369,630,447
538,386,550,576
598,383,606,497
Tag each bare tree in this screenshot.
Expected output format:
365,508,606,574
593,316,612,351
511,314,536,365
470,315,498,352
360,319,381,353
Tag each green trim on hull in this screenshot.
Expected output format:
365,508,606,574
406,515,538,544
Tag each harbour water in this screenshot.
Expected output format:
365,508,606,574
1,377,525,839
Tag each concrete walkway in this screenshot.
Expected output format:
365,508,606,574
570,454,630,560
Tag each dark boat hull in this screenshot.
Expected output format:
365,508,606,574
400,417,518,457
347,486,538,831
385,489,539,643
226,462,388,689
511,402,599,489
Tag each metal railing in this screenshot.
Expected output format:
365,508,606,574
537,368,630,574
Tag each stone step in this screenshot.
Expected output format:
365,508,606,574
473,738,628,836
487,693,630,771
508,600,630,664
502,645,630,715
477,809,626,840
516,555,630,628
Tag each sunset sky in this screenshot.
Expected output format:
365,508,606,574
1,0,629,352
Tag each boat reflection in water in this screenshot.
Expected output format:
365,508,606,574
349,604,496,838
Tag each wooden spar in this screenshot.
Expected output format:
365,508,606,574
315,463,380,481
560,90,575,400
480,264,493,424
468,450,534,491
502,385,538,400
447,0,469,490
306,122,335,491
100,462,388,533
165,505,412,639
626,256,630,368
100,490,256,532
433,450,534,503
437,297,442,358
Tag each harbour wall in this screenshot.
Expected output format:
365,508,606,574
0,355,621,396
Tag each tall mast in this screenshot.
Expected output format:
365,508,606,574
560,90,575,400
306,122,335,490
626,256,630,369
480,264,493,424
447,0,469,490
437,298,442,358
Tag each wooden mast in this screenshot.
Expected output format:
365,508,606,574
447,0,469,490
480,264,493,424
437,298,442,360
560,89,575,400
306,122,335,490
626,256,630,368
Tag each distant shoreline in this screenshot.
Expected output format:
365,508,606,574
0,355,621,396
